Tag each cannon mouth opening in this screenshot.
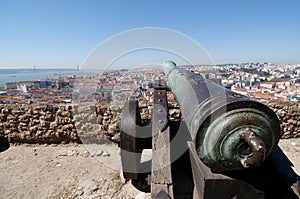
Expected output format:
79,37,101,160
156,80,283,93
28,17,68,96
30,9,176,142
237,142,253,158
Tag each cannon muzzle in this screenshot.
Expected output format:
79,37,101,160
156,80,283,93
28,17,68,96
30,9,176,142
162,61,281,171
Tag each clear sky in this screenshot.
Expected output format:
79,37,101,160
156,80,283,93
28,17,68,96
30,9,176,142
0,0,299,69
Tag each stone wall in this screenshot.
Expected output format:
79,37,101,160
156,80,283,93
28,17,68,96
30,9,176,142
0,103,124,144
268,102,300,138
73,104,123,144
0,104,80,144
0,102,299,144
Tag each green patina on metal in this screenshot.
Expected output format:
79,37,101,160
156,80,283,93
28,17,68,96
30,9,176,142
162,61,281,171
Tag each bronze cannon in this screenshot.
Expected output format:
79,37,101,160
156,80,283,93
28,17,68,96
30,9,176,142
120,61,299,199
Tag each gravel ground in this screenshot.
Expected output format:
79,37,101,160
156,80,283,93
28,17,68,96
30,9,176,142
278,138,300,175
0,138,299,199
0,143,150,199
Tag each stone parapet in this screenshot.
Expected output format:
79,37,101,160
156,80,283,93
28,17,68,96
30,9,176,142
267,102,300,139
0,102,299,144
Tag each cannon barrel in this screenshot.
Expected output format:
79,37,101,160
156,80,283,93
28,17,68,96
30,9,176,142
162,61,281,171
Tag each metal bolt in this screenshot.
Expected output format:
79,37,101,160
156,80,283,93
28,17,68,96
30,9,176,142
158,120,164,124
158,109,163,112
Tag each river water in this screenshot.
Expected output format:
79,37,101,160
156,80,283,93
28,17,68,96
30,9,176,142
0,69,78,85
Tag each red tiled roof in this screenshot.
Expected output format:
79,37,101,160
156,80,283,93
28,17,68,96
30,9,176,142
255,92,276,99
233,87,248,92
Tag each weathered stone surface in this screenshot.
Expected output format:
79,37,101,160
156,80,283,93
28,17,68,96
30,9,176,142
0,102,299,144
0,104,80,144
267,102,300,139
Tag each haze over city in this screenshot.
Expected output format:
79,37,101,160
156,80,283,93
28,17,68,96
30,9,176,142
0,0,300,69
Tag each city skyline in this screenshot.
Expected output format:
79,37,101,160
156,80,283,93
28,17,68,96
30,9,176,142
0,0,300,69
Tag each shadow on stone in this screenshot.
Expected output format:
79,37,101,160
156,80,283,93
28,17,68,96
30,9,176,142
0,137,10,152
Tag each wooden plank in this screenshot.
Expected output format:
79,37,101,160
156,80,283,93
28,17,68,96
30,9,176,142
151,88,173,198
151,127,172,184
187,142,264,199
187,141,208,199
151,127,172,199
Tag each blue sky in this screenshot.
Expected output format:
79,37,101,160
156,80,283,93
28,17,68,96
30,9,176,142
0,0,299,68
